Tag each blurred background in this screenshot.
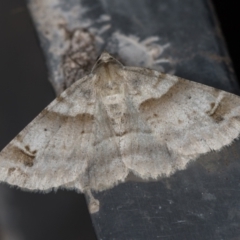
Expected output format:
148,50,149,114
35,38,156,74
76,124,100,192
212,0,240,82
0,0,239,239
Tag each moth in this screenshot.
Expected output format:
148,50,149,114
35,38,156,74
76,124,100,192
0,52,240,213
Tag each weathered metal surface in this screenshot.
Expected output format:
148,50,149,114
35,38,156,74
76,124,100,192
27,0,238,95
0,0,239,239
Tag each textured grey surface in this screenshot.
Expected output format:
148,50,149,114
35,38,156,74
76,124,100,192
27,0,238,94
1,0,239,239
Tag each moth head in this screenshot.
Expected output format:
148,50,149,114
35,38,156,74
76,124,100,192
91,52,123,74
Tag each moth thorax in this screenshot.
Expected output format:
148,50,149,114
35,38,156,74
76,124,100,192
103,94,126,116
103,94,128,134
101,80,123,97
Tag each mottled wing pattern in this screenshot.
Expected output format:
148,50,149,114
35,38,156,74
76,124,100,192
119,91,176,179
1,51,240,197
0,76,97,191
74,100,129,192
123,67,240,179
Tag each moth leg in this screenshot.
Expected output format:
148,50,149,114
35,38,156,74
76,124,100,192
85,189,100,214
